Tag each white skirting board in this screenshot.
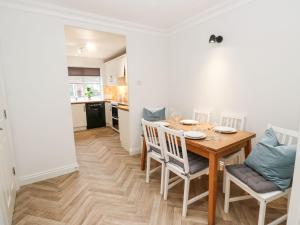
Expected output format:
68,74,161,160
18,163,79,186
129,146,141,155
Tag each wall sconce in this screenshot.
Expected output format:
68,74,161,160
209,35,223,43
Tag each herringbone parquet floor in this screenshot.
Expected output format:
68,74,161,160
13,128,287,225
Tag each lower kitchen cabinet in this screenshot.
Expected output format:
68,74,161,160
71,103,87,131
105,102,112,126
118,109,130,151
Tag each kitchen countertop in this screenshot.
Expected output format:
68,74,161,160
104,99,129,106
71,98,129,111
117,105,129,111
71,98,104,104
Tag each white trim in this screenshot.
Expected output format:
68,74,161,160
169,0,255,34
129,146,140,155
73,127,86,132
19,163,79,186
287,122,300,225
0,0,166,36
0,0,255,36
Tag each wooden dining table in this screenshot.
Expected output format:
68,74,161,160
140,121,256,225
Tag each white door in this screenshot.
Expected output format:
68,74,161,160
0,68,16,225
287,121,300,225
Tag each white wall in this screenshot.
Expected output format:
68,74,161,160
127,33,169,153
169,0,300,140
0,8,79,185
0,3,169,183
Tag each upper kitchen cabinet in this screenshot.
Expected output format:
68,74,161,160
104,54,127,86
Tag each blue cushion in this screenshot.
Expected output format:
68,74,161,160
245,128,296,190
260,128,279,146
143,108,166,122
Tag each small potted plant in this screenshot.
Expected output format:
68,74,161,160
85,87,94,100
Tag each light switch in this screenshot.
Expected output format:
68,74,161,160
136,80,142,86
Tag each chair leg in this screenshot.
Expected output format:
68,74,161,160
163,168,170,200
239,149,245,163
160,163,165,195
224,174,231,213
146,155,151,183
258,201,266,225
287,191,291,210
223,163,227,193
182,177,190,217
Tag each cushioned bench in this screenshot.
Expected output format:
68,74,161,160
226,164,280,193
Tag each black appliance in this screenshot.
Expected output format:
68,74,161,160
86,102,106,129
111,103,119,131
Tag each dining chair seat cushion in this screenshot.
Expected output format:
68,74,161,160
226,164,280,193
169,151,208,175
245,128,296,190
149,146,162,155
143,107,166,122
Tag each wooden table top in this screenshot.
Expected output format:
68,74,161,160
166,121,256,153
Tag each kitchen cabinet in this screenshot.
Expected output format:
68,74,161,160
71,103,87,131
105,102,112,126
104,54,127,86
118,109,130,152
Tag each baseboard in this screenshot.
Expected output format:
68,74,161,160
129,146,141,155
19,163,79,186
74,126,86,132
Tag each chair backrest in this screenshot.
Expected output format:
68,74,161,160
159,126,189,174
220,112,246,130
141,119,163,156
193,110,211,124
268,124,299,146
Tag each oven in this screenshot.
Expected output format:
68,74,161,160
111,102,119,132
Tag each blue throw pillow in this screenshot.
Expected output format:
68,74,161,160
260,128,279,146
143,108,166,122
245,128,296,190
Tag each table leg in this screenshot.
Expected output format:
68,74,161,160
244,139,252,157
140,138,147,170
208,153,218,225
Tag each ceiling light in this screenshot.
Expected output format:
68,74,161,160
77,47,85,55
85,42,95,51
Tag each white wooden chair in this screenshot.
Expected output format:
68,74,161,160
141,119,165,195
140,107,167,154
159,126,209,217
218,112,246,192
224,124,299,225
193,110,211,124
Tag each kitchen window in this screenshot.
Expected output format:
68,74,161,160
68,76,104,101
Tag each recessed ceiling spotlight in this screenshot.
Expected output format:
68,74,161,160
77,47,85,55
85,42,95,51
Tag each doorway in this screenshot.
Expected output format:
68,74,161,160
0,68,16,225
64,26,130,151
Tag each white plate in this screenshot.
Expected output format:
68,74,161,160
184,131,207,140
180,119,198,125
213,126,237,134
154,121,170,127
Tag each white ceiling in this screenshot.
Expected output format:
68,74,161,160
64,26,126,59
35,0,241,29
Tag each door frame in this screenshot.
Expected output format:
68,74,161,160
287,121,300,224
0,41,17,225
